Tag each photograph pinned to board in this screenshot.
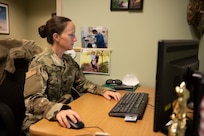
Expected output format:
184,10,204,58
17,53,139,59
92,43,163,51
0,3,9,34
81,26,108,48
80,48,111,75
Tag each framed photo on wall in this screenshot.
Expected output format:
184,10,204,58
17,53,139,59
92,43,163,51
110,0,128,11
128,0,143,10
0,3,9,34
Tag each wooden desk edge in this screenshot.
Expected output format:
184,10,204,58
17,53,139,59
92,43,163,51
29,87,164,136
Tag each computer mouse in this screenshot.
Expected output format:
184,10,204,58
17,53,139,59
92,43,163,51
66,117,85,129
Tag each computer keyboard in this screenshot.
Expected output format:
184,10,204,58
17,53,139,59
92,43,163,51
109,92,149,120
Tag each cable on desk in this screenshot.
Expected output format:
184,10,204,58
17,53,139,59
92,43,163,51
148,103,154,108
84,126,105,132
76,134,93,136
74,126,106,136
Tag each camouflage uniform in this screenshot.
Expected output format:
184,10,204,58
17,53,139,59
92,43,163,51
22,47,107,134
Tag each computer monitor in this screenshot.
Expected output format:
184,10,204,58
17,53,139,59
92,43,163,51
190,71,204,136
153,39,203,135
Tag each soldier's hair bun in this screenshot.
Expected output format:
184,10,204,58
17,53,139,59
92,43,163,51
38,25,47,38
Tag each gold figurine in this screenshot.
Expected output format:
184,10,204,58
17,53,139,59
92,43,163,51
168,81,190,136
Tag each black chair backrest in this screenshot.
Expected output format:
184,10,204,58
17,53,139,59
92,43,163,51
0,102,16,136
0,59,28,136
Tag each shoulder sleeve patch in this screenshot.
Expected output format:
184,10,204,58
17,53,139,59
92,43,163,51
26,65,42,79
26,68,37,79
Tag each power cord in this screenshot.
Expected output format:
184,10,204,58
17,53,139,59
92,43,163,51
75,126,110,136
148,103,154,108
84,126,105,132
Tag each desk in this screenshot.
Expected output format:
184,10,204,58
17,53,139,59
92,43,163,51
30,87,164,136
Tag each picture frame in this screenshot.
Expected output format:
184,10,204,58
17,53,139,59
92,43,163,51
0,3,9,34
128,0,143,10
110,0,143,11
110,0,128,11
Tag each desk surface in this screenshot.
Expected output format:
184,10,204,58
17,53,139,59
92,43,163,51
30,87,165,136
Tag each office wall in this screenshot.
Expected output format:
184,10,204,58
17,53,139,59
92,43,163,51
0,0,55,50
61,0,204,88
26,0,56,49
0,0,27,39
0,0,203,88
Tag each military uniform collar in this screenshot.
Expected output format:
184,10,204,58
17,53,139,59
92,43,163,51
46,47,65,67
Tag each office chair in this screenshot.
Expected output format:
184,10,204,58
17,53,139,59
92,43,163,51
0,58,82,136
0,58,28,136
0,102,16,136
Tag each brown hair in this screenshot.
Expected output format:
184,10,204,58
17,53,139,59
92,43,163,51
38,16,72,44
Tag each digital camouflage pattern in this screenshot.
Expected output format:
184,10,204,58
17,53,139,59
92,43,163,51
22,47,108,134
187,0,204,36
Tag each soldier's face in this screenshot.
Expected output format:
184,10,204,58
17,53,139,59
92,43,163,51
57,22,77,51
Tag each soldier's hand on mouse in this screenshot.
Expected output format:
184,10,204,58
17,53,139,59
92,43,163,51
56,109,81,128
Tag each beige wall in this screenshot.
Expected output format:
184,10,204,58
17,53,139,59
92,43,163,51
0,0,27,39
61,0,204,88
0,0,56,50
0,0,203,88
26,0,56,49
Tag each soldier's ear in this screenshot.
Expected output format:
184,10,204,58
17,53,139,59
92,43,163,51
53,33,60,42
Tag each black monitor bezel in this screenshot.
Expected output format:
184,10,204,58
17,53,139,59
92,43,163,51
153,39,200,134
